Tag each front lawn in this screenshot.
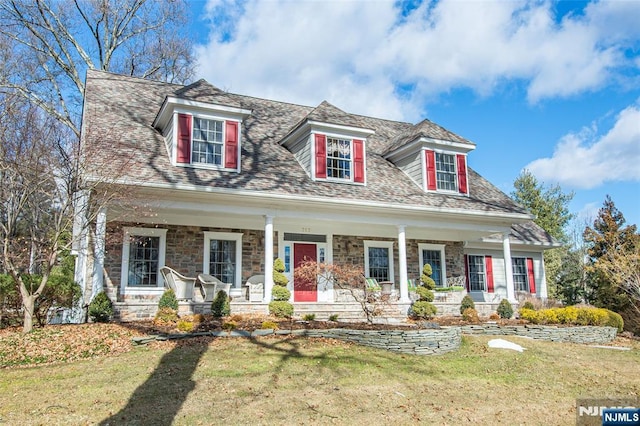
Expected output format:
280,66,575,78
0,323,638,425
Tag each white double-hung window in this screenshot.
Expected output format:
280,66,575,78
435,152,457,191
326,137,352,180
203,232,243,289
192,117,224,165
121,227,167,290
364,241,394,282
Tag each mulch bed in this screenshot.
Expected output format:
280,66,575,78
128,314,529,335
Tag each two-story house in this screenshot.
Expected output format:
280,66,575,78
73,70,556,321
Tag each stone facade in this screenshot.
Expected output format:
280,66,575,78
331,235,465,284
104,224,466,298
103,223,274,303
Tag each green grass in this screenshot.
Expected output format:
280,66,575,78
0,335,638,425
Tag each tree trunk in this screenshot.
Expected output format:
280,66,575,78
22,294,37,334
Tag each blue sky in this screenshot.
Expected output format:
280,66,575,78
188,0,640,229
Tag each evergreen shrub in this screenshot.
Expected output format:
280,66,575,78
497,299,513,319
605,310,624,333
460,294,475,314
269,301,294,318
88,291,113,323
415,286,434,302
155,307,179,323
273,258,289,287
261,320,278,330
211,290,230,318
158,289,179,311
272,285,291,301
411,301,437,319
177,320,194,332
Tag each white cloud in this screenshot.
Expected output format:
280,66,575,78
194,0,640,121
526,102,640,189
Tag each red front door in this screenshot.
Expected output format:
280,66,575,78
294,243,317,302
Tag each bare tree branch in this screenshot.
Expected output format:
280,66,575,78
0,0,194,137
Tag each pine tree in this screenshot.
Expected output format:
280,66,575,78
583,196,638,320
511,170,574,298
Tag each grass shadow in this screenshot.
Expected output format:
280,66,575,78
98,340,208,426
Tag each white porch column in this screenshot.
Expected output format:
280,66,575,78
397,225,410,302
263,215,274,302
539,255,548,300
71,190,90,323
502,233,516,303
91,207,107,300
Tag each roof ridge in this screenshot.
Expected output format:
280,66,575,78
85,68,184,89
174,78,221,96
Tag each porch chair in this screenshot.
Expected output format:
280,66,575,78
245,275,265,302
364,277,381,291
408,279,420,302
160,266,197,301
197,274,232,303
364,277,381,301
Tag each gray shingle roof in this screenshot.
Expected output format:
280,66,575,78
510,222,558,246
82,70,549,244
385,118,474,155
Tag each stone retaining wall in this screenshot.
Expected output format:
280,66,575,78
460,324,618,344
299,328,461,355
135,327,462,355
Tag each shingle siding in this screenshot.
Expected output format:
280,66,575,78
394,150,423,189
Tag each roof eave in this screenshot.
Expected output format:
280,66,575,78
384,136,476,162
153,96,252,130
89,177,535,224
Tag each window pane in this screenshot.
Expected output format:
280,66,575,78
436,152,457,191
128,236,160,287
209,239,236,284
192,117,223,165
326,137,352,179
422,250,442,287
368,247,389,281
512,258,528,292
468,255,486,291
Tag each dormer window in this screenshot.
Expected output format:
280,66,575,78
153,95,250,173
175,113,239,171
425,149,468,194
436,152,457,191
327,137,352,180
192,117,224,165
314,134,365,183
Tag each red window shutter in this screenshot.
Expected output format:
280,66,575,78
224,121,239,169
464,255,470,292
485,255,494,293
353,139,365,183
456,154,468,194
527,258,536,294
176,113,192,164
315,134,327,178
425,150,436,190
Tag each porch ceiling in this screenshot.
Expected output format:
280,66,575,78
108,186,518,242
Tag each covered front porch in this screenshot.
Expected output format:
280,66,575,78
78,187,529,321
